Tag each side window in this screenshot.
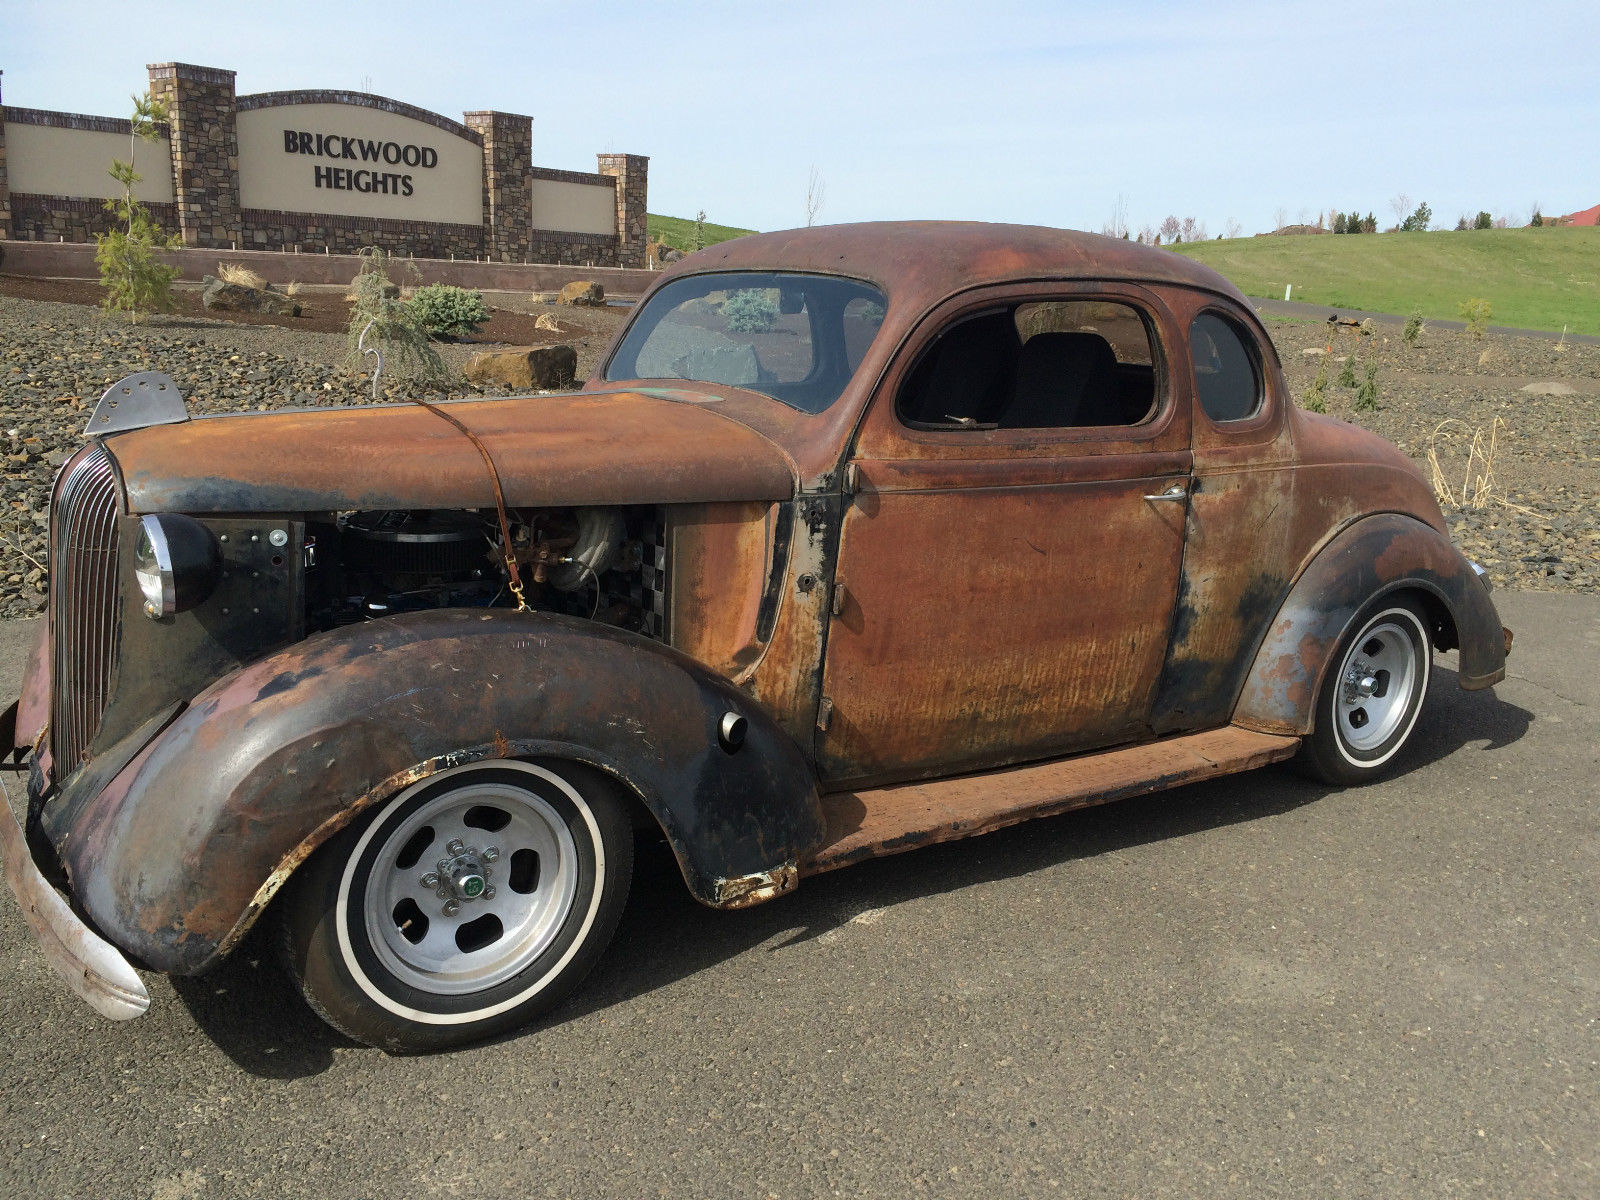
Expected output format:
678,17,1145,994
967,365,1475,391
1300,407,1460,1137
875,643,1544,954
896,299,1159,430
1190,312,1263,423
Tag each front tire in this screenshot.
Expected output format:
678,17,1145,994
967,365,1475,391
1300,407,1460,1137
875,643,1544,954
1297,596,1433,785
281,759,632,1053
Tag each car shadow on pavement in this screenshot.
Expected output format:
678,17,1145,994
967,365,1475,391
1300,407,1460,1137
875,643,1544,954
170,666,1530,1075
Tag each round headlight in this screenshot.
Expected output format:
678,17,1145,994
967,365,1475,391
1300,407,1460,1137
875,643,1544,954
134,514,222,618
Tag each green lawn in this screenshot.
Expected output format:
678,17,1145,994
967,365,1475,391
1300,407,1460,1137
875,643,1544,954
1171,227,1600,336
647,213,757,252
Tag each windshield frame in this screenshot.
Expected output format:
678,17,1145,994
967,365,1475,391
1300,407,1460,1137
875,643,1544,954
602,269,889,415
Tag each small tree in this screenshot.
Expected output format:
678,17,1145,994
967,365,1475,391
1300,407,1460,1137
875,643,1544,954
1457,297,1492,340
805,166,827,227
346,247,448,385
1474,211,1493,230
1362,213,1377,233
692,210,707,252
1337,354,1357,388
1402,307,1425,346
1354,360,1379,411
95,92,181,321
1303,355,1330,413
1400,202,1432,232
1333,212,1348,234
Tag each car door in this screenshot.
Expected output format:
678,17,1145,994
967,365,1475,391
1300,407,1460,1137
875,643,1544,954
816,282,1193,787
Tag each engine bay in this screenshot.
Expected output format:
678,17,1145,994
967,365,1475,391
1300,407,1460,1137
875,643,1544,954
303,505,665,638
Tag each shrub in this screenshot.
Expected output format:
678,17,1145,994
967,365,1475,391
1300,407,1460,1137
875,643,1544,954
408,284,491,340
218,262,267,289
96,92,180,322
1303,356,1330,412
1355,361,1379,411
1457,297,1492,340
1337,355,1357,388
722,288,778,333
345,247,448,386
1402,307,1425,346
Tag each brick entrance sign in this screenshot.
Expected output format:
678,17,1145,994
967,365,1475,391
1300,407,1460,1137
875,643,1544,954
0,63,649,268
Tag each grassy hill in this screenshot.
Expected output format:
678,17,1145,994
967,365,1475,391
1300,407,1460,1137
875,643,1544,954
647,214,757,253
1171,227,1600,336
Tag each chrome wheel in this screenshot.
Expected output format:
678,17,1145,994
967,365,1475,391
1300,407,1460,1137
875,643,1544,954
283,758,633,1052
1333,614,1424,759
358,778,581,996
1298,596,1433,784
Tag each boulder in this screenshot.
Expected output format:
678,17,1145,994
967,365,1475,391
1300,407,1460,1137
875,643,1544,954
202,275,302,316
661,248,684,264
534,312,562,332
464,345,578,391
558,280,605,307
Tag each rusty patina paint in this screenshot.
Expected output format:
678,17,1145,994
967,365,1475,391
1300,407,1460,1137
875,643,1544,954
14,625,49,752
107,389,798,515
666,501,780,679
1233,512,1506,735
46,609,823,975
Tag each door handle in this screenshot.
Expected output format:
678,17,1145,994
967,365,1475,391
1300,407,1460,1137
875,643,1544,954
1143,481,1189,502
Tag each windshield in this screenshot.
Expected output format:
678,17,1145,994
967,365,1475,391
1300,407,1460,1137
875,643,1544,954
605,271,887,414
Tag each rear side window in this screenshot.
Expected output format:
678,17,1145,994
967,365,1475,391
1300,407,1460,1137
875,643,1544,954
897,299,1159,430
1190,312,1262,423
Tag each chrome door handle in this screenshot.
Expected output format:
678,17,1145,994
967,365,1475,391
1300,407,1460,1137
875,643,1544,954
1143,481,1189,502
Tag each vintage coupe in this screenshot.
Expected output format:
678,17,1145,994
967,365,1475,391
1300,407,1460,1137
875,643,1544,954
1,223,1507,1051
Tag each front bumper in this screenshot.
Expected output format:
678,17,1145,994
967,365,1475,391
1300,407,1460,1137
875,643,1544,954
0,706,149,1020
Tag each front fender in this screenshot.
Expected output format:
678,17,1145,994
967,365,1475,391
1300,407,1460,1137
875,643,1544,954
45,610,823,975
1233,512,1507,735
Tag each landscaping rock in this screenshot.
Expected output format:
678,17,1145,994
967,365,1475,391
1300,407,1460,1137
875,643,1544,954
1519,381,1578,396
463,345,577,390
202,275,302,317
558,281,605,307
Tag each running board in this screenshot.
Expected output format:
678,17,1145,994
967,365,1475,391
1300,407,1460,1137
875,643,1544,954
803,726,1300,875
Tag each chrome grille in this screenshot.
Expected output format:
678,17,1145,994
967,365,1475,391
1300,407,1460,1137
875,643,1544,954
50,443,123,771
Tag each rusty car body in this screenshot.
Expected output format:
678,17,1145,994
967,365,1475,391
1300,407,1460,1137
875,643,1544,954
0,223,1508,1051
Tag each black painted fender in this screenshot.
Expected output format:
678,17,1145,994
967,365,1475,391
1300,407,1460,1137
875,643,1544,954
47,610,824,975
1233,513,1507,736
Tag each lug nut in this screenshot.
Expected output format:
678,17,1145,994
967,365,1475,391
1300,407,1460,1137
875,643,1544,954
420,872,440,888
482,885,497,901
446,839,466,856
442,899,461,917
482,847,500,863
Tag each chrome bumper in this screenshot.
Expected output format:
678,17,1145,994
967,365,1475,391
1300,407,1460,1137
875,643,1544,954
0,772,150,1020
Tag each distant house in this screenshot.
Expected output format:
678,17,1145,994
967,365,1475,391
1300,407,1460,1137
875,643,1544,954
1551,203,1599,227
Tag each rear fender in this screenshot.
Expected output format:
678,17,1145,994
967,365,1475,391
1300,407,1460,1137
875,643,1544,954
1233,513,1506,735
44,610,823,975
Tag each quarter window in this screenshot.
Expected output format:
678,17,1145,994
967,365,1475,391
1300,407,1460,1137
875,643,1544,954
1190,312,1263,423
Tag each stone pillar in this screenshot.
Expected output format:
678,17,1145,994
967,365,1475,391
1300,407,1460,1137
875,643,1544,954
464,111,532,263
0,72,11,240
145,62,240,249
597,153,649,268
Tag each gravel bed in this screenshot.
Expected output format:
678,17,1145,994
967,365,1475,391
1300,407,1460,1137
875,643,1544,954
0,295,1592,618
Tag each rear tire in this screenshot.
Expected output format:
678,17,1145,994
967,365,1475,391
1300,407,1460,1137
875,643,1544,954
281,759,632,1053
1297,596,1432,785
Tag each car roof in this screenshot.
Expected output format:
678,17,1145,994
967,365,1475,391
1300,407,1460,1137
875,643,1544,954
663,221,1252,311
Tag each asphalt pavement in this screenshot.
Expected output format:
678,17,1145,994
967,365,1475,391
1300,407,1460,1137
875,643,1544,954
1,591,1595,1199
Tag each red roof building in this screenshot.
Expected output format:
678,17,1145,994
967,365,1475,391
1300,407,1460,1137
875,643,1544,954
1553,203,1599,227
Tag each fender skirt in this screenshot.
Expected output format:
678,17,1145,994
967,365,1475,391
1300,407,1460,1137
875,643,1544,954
41,609,823,975
1232,512,1507,736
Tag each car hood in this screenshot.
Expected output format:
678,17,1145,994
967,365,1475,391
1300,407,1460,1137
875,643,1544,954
107,387,799,514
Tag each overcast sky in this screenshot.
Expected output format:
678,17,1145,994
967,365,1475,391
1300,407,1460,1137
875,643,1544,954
4,0,1596,237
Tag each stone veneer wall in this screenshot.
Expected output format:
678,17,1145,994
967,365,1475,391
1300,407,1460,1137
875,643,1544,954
464,111,533,263
146,62,241,249
239,208,483,258
10,194,178,242
597,153,649,269
0,72,10,239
